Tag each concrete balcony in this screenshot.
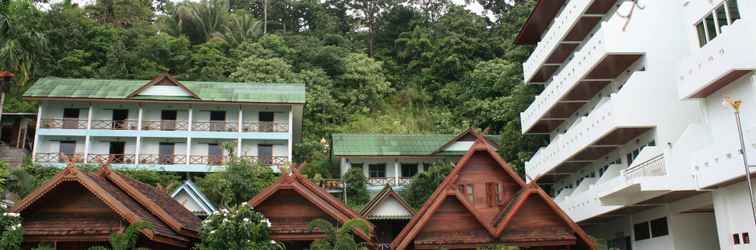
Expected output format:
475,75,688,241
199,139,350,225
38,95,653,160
690,127,756,189
599,147,679,206
523,0,619,84
525,72,657,182
521,21,643,134
557,164,625,222
678,19,756,99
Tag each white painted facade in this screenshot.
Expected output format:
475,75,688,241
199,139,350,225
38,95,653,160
32,99,299,172
520,0,756,249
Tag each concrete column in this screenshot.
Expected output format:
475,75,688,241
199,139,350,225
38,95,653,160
394,161,400,185
31,104,43,161
238,106,243,132
135,136,141,165
237,107,243,157
186,137,192,164
83,136,90,163
86,104,93,129
187,106,193,131
237,138,243,157
419,162,425,172
288,108,293,162
137,105,143,131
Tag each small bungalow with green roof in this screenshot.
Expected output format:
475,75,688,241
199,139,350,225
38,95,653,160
24,74,304,172
330,128,500,191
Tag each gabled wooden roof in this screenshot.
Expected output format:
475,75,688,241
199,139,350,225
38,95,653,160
11,164,201,247
249,164,374,243
391,133,595,250
360,185,415,220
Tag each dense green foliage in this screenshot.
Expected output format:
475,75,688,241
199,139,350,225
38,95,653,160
308,218,370,250
0,209,22,250
401,161,454,208
87,221,154,250
342,167,369,207
196,159,277,207
197,204,281,250
0,161,8,194
0,0,543,174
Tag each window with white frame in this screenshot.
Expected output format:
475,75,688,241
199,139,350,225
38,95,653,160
695,0,741,47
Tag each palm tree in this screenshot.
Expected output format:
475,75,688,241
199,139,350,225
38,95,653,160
308,218,370,250
220,13,262,48
188,0,228,42
0,0,47,87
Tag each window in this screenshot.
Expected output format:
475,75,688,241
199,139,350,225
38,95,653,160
743,232,751,244
695,0,742,47
734,234,741,245
401,164,418,177
258,144,273,164
486,182,502,207
650,217,669,237
368,164,386,178
59,141,76,162
465,184,474,202
634,222,651,241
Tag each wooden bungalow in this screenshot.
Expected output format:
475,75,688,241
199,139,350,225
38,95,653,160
360,185,415,249
10,157,201,249
249,165,375,249
391,135,596,250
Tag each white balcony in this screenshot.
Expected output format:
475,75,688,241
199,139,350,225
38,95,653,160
599,147,680,206
521,21,643,134
557,164,624,222
523,0,619,84
678,19,756,99
690,125,756,188
525,72,657,181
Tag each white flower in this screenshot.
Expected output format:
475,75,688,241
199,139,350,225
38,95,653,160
3,212,19,217
243,218,250,223
262,218,271,227
270,240,276,244
210,230,216,234
241,202,247,206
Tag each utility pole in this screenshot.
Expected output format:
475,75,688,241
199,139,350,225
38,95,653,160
723,97,756,227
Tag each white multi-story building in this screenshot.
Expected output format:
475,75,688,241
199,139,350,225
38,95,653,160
24,74,304,172
518,0,755,249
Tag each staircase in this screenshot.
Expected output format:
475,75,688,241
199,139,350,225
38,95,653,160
0,143,28,169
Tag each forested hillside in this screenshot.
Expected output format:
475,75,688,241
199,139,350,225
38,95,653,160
0,0,545,172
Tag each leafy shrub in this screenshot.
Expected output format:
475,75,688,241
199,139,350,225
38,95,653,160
197,203,281,250
401,161,454,208
308,218,370,250
342,167,369,207
196,159,277,208
0,209,22,250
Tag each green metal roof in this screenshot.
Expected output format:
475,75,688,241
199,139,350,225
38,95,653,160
331,133,501,156
24,77,306,104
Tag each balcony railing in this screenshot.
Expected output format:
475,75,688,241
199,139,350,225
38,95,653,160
367,177,411,186
239,156,288,166
35,153,84,163
192,121,239,132
142,120,189,131
138,154,187,164
242,122,289,132
189,155,227,165
623,154,666,180
91,120,138,130
87,154,137,164
41,119,87,129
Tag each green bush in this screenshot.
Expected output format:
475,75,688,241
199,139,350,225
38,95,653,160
196,159,277,207
197,204,281,250
308,218,370,250
401,161,454,208
342,167,369,208
0,208,22,250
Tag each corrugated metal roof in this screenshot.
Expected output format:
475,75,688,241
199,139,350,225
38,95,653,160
23,77,306,104
331,133,501,156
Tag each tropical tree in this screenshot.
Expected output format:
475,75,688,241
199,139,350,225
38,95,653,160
308,218,370,250
401,161,454,208
0,0,47,87
196,159,277,207
230,56,297,83
86,221,154,250
342,167,369,207
196,204,282,250
220,12,262,48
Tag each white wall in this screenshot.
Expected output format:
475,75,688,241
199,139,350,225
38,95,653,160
713,181,756,250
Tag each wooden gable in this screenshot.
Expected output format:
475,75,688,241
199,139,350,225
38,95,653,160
127,74,200,99
361,185,415,220
249,166,374,244
11,159,201,249
392,135,596,250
